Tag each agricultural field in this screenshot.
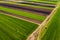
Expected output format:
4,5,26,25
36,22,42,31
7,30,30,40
0,12,38,40
0,0,60,40
0,1,56,22
5,1,54,10
0,6,46,21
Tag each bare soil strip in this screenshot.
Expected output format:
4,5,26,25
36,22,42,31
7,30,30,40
0,10,42,24
0,3,52,15
19,2,56,8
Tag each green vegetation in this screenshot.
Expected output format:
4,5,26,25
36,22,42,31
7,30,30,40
6,2,54,10
37,3,60,40
0,1,59,40
0,0,3,1
0,6,46,21
18,3,53,10
0,13,38,40
27,0,58,4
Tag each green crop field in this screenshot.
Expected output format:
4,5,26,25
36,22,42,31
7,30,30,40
0,6,46,21
27,0,58,4
17,3,54,10
0,13,38,40
37,2,60,40
6,2,54,10
0,0,60,40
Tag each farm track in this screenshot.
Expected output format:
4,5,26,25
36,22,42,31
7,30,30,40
0,10,41,24
0,3,52,15
19,2,56,8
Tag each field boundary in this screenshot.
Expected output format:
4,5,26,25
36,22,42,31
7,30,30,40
27,6,56,40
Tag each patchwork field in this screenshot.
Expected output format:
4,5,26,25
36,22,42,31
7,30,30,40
37,3,60,40
0,1,59,40
0,1,55,22
4,1,55,10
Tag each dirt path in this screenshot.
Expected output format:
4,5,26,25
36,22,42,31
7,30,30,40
27,6,56,40
0,10,42,24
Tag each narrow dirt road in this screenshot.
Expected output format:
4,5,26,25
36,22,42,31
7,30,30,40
27,7,56,40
